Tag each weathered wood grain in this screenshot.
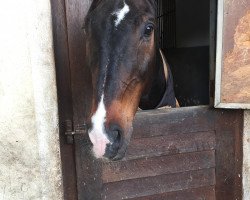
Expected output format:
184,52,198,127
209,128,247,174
75,135,103,200
128,186,215,200
126,131,215,160
102,151,215,183
215,109,243,200
65,0,93,126
102,168,215,200
50,0,77,199
133,106,215,138
63,1,94,200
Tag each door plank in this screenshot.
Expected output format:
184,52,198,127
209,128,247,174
215,109,243,200
126,131,215,160
74,135,103,200
102,151,215,183
128,186,215,200
63,1,94,200
133,106,215,138
65,0,92,125
102,169,215,200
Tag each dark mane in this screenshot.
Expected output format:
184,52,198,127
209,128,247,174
88,0,102,13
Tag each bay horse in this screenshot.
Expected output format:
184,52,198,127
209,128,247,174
84,0,177,160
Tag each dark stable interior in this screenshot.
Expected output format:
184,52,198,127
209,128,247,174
157,0,210,107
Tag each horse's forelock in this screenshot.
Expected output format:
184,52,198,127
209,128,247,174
147,0,157,9
88,0,157,14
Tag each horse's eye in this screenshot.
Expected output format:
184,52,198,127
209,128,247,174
143,24,154,37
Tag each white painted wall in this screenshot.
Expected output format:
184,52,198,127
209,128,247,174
243,111,250,200
0,0,63,199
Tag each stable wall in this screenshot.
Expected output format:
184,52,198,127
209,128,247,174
0,0,63,199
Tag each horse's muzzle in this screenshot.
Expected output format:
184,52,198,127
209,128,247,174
89,120,132,160
104,124,124,160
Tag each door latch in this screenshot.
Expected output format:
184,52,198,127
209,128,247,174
64,120,88,144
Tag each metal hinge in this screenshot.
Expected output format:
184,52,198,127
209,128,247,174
64,120,88,144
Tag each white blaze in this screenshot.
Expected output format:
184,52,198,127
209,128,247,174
89,95,110,158
113,1,130,27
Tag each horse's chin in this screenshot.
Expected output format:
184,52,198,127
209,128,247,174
102,148,127,161
91,147,127,161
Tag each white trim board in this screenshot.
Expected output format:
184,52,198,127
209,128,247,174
214,0,224,108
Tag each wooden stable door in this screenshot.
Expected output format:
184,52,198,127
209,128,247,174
51,0,244,199
74,107,243,200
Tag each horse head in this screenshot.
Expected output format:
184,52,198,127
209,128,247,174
84,0,176,160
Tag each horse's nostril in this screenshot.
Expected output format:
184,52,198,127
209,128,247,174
105,124,123,159
108,124,122,144
110,130,122,150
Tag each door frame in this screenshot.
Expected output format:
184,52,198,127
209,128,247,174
51,0,244,199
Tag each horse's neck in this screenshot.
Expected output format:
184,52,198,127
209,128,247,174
139,50,167,109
